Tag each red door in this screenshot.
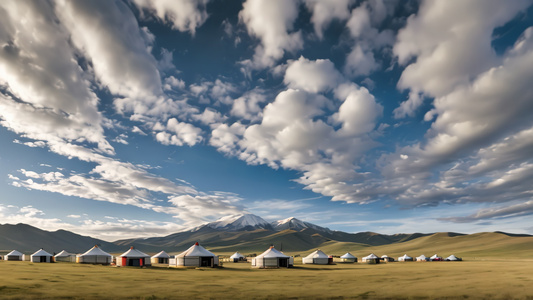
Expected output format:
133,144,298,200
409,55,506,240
122,257,127,266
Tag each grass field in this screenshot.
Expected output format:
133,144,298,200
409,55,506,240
1,259,532,299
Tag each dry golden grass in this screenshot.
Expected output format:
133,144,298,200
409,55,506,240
1,259,532,299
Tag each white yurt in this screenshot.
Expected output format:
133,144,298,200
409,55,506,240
151,251,170,264
171,242,219,268
251,246,293,269
302,249,332,265
117,247,151,267
77,245,113,264
416,254,429,262
4,250,24,261
430,254,443,261
362,253,380,264
30,249,53,263
445,254,462,261
398,254,413,262
381,255,394,262
54,250,76,262
229,251,245,262
340,252,357,263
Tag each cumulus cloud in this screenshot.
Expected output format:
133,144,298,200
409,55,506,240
132,0,209,35
239,0,303,68
304,0,354,39
230,89,267,122
284,56,344,93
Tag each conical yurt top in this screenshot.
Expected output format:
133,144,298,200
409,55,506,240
381,255,391,258
6,250,23,256
340,252,356,259
430,254,441,259
446,254,460,260
399,254,412,259
417,254,427,259
176,242,215,258
364,253,379,259
151,250,170,258
31,249,52,257
80,245,112,257
230,252,244,259
119,247,150,258
305,249,329,259
55,250,74,257
256,246,289,259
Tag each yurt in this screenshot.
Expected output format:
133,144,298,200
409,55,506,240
381,255,394,262
77,245,113,264
445,255,462,261
416,254,429,262
340,252,357,263
172,242,219,268
398,254,413,262
117,247,151,267
54,250,76,262
30,249,53,263
302,249,332,265
430,254,443,261
251,246,293,269
229,252,245,262
4,250,24,261
151,251,170,264
362,253,380,264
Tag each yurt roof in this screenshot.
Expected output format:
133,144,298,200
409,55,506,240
151,250,170,258
446,254,459,260
55,250,74,257
6,250,23,256
381,255,390,258
430,254,441,259
176,242,215,258
417,254,427,259
255,246,289,259
31,249,52,257
119,247,150,258
80,245,112,257
364,253,379,259
340,252,356,259
399,254,412,259
305,249,329,259
230,252,244,259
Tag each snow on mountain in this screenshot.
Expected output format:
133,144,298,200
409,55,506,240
206,213,272,231
271,217,332,233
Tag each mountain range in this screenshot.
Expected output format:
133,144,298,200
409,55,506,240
1,213,532,258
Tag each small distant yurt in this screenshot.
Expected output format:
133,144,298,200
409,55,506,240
398,254,413,262
54,250,76,262
30,249,53,263
117,247,151,267
430,254,443,261
151,251,170,264
381,255,394,262
416,254,429,262
173,242,219,267
77,245,112,264
251,246,293,269
445,254,462,261
340,252,357,263
4,250,24,261
302,249,333,265
362,253,380,264
230,252,245,262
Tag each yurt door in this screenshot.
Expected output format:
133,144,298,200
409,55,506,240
200,257,212,267
279,258,288,267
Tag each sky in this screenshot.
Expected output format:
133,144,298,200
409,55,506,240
1,0,533,241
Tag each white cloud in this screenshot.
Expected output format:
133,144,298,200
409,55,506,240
239,0,303,68
304,0,354,39
230,89,267,122
164,76,186,91
132,0,209,35
284,56,344,93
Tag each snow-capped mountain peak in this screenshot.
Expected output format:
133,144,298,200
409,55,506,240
271,217,332,233
206,213,272,231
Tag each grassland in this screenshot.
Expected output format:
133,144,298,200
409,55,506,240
1,259,532,299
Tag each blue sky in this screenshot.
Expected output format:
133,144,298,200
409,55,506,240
1,0,533,241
